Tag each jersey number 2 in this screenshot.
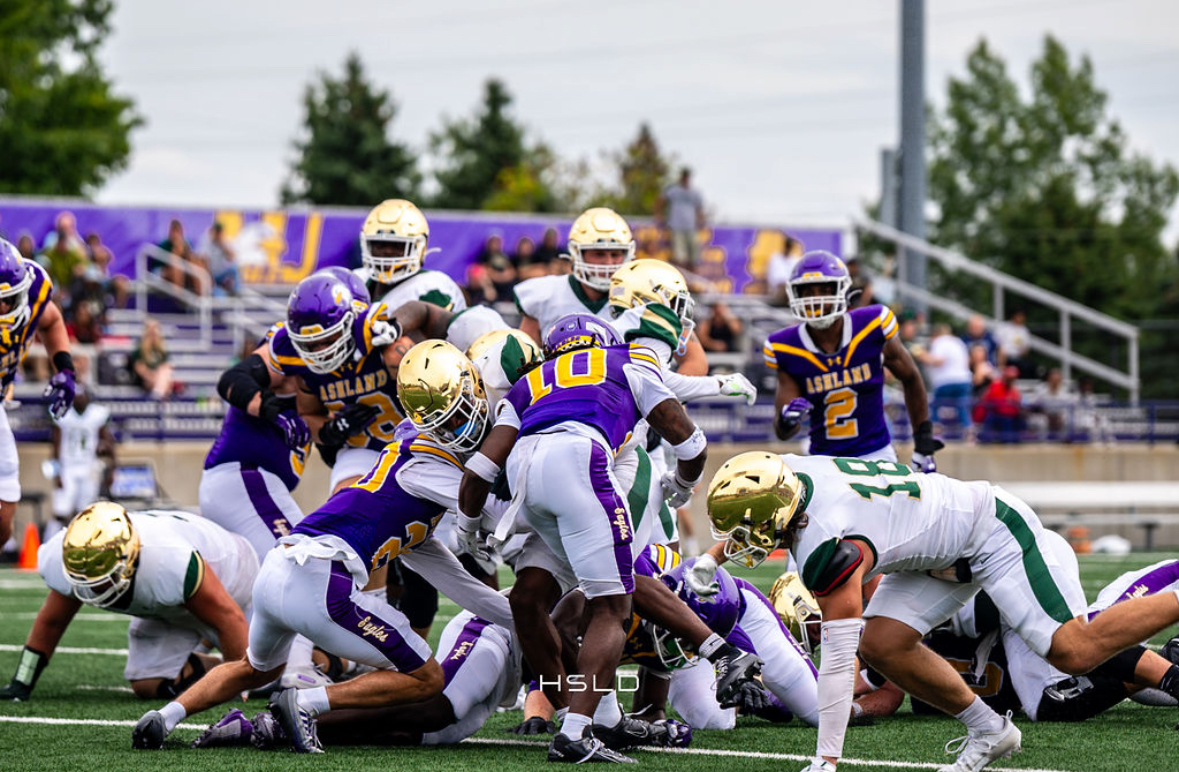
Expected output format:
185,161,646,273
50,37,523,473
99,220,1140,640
824,388,858,440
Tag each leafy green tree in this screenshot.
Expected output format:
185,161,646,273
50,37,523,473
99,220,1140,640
0,0,142,196
924,36,1179,397
597,123,676,216
281,52,420,206
429,79,530,210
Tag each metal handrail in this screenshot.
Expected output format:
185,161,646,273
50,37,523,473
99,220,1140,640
854,219,1140,403
134,244,214,348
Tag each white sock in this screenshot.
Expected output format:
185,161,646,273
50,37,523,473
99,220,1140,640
592,691,623,726
296,685,331,717
159,701,187,733
954,696,1004,734
286,635,316,670
561,712,592,739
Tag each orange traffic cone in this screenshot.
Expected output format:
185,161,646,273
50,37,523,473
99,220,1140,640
18,522,40,570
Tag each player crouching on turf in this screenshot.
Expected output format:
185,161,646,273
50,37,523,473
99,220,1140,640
0,503,256,702
693,451,1179,772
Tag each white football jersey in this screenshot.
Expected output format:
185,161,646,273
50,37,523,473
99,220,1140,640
363,269,467,313
512,274,613,336
783,454,992,587
54,404,110,470
38,510,256,629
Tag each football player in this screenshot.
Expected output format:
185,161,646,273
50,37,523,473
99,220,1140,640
132,379,512,753
695,451,1179,772
267,273,403,493
514,207,708,376
458,314,754,763
0,238,77,544
356,198,466,313
0,503,255,701
764,251,938,469
47,388,116,540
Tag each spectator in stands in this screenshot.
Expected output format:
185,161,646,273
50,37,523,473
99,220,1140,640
67,266,108,329
465,262,495,306
475,233,517,302
962,313,998,364
66,301,104,346
696,301,743,353
533,227,563,274
969,343,996,397
1027,367,1076,440
39,211,88,292
656,167,705,271
128,319,175,400
846,256,874,308
974,365,1023,443
512,236,548,281
85,232,129,309
918,323,973,431
198,222,239,296
16,233,36,260
156,219,209,295
766,234,804,307
996,308,1035,377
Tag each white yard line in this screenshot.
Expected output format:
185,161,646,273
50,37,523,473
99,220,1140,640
0,644,128,655
8,613,128,621
0,716,1073,772
76,684,135,694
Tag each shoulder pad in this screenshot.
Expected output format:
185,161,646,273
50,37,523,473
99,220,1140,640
801,538,863,597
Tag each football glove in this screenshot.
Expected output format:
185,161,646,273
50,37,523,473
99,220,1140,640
455,513,483,557
733,681,771,714
368,317,403,349
684,553,720,597
45,368,76,420
716,373,757,406
506,717,556,735
318,402,381,448
650,718,692,748
274,411,311,450
660,469,700,509
911,420,945,473
779,397,812,432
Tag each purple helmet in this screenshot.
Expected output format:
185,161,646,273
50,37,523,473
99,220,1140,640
0,238,33,332
787,250,851,329
542,313,621,359
286,274,358,374
650,558,741,668
317,266,371,305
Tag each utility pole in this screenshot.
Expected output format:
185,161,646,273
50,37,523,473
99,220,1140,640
899,0,927,307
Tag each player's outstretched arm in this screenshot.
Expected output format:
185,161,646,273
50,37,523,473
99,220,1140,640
883,336,931,437
184,565,248,663
0,589,82,700
773,371,807,441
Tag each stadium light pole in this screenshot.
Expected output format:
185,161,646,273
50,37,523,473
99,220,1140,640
898,0,927,309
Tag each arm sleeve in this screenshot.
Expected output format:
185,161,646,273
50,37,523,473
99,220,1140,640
663,371,722,402
815,618,864,760
399,538,513,630
494,398,523,431
399,455,510,530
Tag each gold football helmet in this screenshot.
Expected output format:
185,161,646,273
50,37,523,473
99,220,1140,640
465,329,543,386
769,571,822,654
62,502,141,608
567,207,636,291
608,259,695,351
397,340,489,453
360,199,436,286
707,451,806,568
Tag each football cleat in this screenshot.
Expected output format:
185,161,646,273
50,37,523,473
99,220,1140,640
547,732,638,763
591,716,664,750
250,710,289,750
269,688,323,754
1161,636,1179,665
131,710,167,750
713,649,764,708
650,719,692,748
938,714,1022,772
191,708,253,748
279,665,334,690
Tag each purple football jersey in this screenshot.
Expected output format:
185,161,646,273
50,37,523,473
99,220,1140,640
292,438,448,573
499,344,665,452
1,261,54,388
204,397,309,491
762,305,898,456
268,314,403,451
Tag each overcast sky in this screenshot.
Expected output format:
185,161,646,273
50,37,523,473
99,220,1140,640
94,0,1179,236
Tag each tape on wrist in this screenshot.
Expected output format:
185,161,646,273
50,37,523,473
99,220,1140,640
671,426,706,460
465,451,501,483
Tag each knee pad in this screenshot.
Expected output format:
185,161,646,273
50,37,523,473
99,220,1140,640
1037,674,1129,722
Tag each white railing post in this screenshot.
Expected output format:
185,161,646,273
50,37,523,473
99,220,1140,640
1060,311,1071,383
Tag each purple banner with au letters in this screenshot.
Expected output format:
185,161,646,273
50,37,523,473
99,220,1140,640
0,200,841,294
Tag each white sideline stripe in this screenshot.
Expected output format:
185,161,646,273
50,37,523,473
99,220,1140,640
462,738,1062,772
0,718,1067,772
0,644,128,656
76,684,134,694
